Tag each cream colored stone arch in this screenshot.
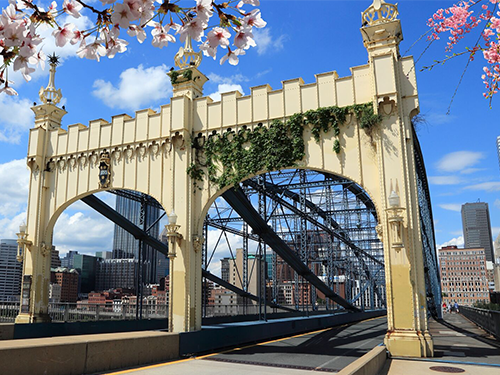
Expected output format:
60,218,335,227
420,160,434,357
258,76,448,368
17,1,434,358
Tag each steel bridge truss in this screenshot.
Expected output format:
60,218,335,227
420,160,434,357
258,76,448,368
202,169,386,316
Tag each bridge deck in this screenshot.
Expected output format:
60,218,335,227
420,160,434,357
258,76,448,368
381,313,500,374
103,316,387,374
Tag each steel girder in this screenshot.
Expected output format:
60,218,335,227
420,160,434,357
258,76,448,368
222,188,361,312
242,178,385,306
81,194,293,313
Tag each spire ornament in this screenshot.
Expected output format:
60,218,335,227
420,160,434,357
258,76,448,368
362,0,399,27
174,36,202,69
39,53,63,105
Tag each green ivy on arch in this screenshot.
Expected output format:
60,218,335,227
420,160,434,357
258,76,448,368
187,102,381,190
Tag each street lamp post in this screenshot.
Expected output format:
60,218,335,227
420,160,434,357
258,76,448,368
165,211,183,332
16,223,32,263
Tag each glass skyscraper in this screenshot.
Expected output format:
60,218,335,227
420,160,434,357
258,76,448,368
461,202,494,262
112,191,161,285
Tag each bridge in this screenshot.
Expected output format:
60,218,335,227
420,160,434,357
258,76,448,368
3,1,498,374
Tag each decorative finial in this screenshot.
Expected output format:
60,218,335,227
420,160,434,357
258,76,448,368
362,0,398,27
39,53,63,105
174,36,202,69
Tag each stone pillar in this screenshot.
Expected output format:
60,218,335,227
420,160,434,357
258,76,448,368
16,58,67,323
167,40,207,332
361,1,433,357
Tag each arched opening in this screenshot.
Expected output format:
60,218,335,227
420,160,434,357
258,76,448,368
201,169,385,319
46,189,170,322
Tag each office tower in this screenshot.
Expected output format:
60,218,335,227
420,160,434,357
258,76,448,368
73,254,97,293
112,192,160,284
439,246,490,306
461,202,494,262
61,250,79,268
96,259,138,291
96,251,113,259
51,246,61,268
0,239,22,301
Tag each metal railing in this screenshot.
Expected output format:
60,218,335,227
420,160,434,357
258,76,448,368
0,302,168,323
460,305,500,340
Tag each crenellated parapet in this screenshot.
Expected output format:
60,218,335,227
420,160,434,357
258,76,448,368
28,57,418,168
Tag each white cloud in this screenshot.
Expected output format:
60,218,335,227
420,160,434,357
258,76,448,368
253,28,286,55
53,211,114,255
495,199,500,209
464,182,500,192
428,176,463,185
205,228,244,277
437,236,464,250
0,212,27,240
208,84,245,102
438,203,462,212
492,227,500,239
460,168,484,175
92,64,172,111
0,159,30,217
208,73,248,85
0,95,35,144
436,151,485,173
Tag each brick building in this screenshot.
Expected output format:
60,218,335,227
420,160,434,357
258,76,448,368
439,246,490,307
51,267,79,303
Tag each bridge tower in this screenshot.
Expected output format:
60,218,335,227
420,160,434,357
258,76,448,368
16,0,434,358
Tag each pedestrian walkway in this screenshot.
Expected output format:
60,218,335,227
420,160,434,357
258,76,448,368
101,316,387,374
381,313,500,374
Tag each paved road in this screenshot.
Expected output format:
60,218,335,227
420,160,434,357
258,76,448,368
102,316,387,374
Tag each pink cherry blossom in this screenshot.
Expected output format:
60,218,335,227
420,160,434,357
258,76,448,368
0,82,18,96
220,48,245,66
195,0,213,24
242,9,266,29
234,28,256,50
207,27,230,48
111,3,134,29
151,23,175,48
128,24,146,43
76,39,107,61
63,0,83,18
53,23,75,48
178,17,205,43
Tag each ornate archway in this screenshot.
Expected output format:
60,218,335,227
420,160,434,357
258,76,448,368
17,1,434,357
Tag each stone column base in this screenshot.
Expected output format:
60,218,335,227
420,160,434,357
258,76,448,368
385,330,433,357
15,313,52,324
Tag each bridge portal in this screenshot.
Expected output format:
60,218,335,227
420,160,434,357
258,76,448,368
16,1,437,357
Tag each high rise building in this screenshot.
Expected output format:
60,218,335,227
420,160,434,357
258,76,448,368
96,259,138,291
61,250,79,268
439,246,490,307
461,202,494,262
73,254,97,293
96,251,113,260
112,192,160,284
0,239,22,301
51,246,61,268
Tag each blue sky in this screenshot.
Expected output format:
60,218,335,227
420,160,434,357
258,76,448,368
0,0,499,260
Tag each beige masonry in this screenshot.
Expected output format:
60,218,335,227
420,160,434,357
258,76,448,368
17,1,433,357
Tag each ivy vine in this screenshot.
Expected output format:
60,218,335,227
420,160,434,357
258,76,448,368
187,103,381,190
168,69,193,84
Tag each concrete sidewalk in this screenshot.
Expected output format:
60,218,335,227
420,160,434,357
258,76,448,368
380,313,500,374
